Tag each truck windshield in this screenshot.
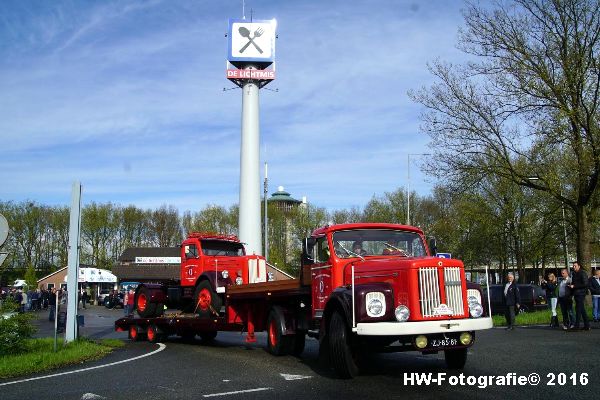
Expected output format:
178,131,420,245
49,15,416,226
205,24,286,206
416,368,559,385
200,240,245,256
333,229,427,258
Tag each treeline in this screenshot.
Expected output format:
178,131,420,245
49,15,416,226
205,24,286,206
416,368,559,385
1,176,594,284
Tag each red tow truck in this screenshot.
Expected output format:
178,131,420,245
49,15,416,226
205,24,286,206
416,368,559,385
115,223,492,378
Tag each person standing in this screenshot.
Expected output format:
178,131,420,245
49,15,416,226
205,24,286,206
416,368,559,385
503,273,521,330
541,273,559,327
557,268,574,330
569,261,590,331
126,287,135,317
48,287,57,321
588,269,600,323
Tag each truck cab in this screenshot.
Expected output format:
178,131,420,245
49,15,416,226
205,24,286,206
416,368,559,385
301,223,492,377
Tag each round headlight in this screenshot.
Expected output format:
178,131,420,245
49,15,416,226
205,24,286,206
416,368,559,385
467,295,479,304
365,292,386,317
235,276,243,285
469,302,483,318
460,332,473,345
415,335,428,349
394,305,410,322
221,270,229,279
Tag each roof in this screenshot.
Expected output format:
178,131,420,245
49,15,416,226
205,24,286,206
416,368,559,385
118,247,180,262
268,186,301,204
311,223,424,237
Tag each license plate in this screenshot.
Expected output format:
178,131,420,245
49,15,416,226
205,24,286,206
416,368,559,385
431,338,458,347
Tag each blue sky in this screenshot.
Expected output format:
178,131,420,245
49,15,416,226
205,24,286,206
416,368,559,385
0,0,468,212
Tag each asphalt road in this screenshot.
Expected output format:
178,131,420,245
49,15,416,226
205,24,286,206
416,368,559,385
2,307,599,400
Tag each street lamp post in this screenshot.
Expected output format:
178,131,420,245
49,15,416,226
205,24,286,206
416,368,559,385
407,153,430,226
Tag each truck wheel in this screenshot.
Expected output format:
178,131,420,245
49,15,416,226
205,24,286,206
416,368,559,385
444,348,468,369
291,332,306,356
136,286,158,318
267,309,293,356
128,325,145,342
194,281,222,318
329,311,359,378
199,331,218,342
146,325,163,343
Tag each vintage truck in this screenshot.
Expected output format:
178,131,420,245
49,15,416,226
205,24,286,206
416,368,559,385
115,223,492,378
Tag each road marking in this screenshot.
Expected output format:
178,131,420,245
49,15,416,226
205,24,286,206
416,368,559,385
203,388,272,397
0,343,166,387
81,393,107,400
280,373,312,381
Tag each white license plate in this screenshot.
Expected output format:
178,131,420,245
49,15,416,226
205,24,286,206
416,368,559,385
431,338,458,347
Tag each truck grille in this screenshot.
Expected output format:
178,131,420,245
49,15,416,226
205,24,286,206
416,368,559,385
418,267,465,318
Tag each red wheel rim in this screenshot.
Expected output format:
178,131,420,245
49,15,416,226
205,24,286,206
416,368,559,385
147,326,155,342
138,293,147,312
269,319,277,346
197,288,211,311
129,326,137,340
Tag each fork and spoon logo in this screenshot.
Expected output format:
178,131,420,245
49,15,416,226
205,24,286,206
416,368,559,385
238,26,264,54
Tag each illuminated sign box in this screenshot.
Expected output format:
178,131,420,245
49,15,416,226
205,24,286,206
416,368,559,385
228,19,276,64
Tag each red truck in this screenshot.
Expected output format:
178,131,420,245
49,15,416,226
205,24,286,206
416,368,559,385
115,223,492,378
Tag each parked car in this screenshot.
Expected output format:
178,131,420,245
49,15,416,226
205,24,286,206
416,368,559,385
97,289,111,305
485,284,547,315
104,291,124,309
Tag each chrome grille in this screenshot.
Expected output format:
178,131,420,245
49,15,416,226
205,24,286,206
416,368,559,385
444,267,465,316
418,267,441,318
418,267,465,318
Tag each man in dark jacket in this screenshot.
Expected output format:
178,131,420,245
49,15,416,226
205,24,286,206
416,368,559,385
588,268,600,322
569,261,590,331
503,273,521,330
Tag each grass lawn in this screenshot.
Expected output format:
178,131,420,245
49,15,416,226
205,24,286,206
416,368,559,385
0,338,124,379
492,308,595,327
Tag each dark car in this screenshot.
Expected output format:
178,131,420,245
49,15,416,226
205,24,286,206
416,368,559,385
104,291,124,309
485,284,547,315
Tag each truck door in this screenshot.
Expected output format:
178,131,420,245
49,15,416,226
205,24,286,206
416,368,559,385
311,236,332,319
181,242,199,287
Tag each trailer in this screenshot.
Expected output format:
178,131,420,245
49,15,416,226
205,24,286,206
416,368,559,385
116,223,493,378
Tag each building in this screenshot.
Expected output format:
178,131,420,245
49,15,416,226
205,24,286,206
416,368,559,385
37,265,117,303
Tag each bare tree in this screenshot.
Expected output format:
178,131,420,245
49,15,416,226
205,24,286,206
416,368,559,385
410,0,600,272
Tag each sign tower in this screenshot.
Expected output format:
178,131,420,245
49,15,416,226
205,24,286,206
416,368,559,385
227,17,276,256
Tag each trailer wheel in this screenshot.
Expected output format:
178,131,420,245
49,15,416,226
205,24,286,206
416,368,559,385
128,325,145,342
146,325,163,343
199,331,218,342
444,348,467,369
136,286,158,318
267,309,293,356
329,310,359,378
194,281,222,318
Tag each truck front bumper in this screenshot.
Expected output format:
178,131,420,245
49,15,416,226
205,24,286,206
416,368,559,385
353,317,493,336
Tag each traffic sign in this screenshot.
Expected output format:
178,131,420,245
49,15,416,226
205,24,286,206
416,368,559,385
437,253,451,259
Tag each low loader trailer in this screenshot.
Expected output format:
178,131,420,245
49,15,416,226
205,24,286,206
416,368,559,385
116,223,492,378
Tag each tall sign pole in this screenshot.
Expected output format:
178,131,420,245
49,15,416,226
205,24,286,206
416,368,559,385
227,18,276,256
65,182,82,343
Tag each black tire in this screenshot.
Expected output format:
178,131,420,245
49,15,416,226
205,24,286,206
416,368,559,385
266,309,294,356
128,325,145,342
136,286,158,318
328,310,359,378
444,348,468,369
193,281,222,318
146,325,163,343
199,331,218,342
291,332,306,356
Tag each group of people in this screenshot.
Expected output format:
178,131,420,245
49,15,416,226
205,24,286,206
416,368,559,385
503,261,599,331
0,287,57,313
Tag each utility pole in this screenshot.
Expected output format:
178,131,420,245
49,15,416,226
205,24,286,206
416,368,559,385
65,181,82,343
264,162,269,260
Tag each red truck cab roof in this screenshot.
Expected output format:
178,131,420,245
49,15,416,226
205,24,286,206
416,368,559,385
187,232,241,242
311,223,424,237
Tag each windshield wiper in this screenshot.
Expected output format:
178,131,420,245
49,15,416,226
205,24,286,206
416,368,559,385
383,242,409,257
335,241,365,262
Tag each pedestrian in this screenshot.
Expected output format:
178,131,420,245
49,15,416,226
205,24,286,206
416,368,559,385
557,268,574,330
541,273,559,328
20,289,28,313
80,288,87,309
569,261,590,331
589,269,600,322
503,273,521,330
48,287,57,321
127,287,135,317
123,287,130,316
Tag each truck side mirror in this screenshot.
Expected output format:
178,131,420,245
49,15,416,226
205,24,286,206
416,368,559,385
428,237,437,256
302,237,316,265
